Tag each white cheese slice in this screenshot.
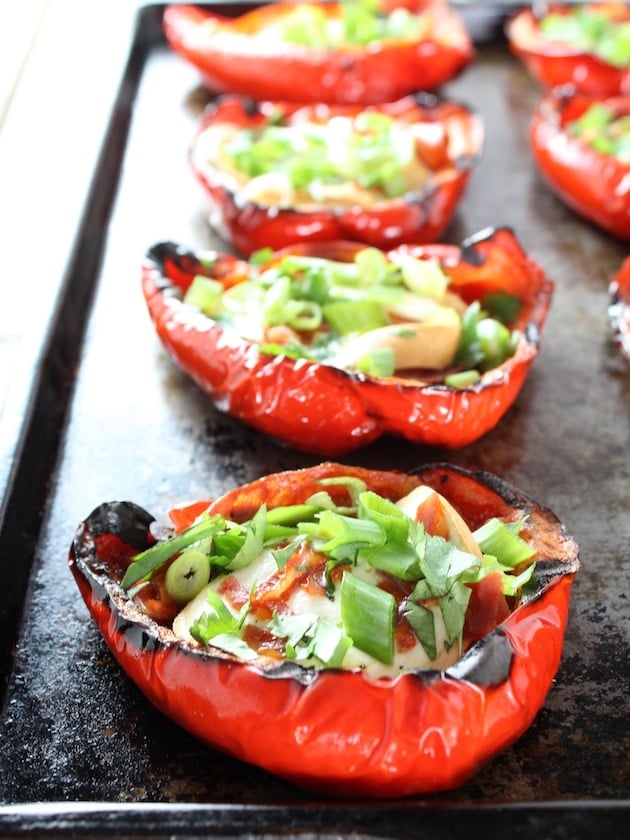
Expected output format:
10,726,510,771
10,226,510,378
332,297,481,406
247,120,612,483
171,485,476,677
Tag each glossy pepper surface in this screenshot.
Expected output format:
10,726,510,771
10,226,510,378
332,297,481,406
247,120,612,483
141,228,554,456
162,1,474,105
69,461,580,798
506,2,630,96
189,94,484,255
530,87,630,241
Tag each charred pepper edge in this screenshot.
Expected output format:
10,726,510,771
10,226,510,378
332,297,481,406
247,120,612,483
144,226,549,394
188,92,484,230
162,1,475,104
529,86,630,240
140,228,554,454
506,2,630,94
69,464,580,688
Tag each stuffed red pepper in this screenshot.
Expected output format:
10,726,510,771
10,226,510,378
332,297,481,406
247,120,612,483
530,87,630,240
141,228,554,456
506,2,630,96
189,94,483,254
162,1,474,105
69,461,580,798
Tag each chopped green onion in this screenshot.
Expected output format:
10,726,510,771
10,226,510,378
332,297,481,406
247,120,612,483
475,318,514,370
304,490,337,510
322,299,390,335
276,255,360,286
340,572,395,664
300,509,385,561
540,9,630,68
356,347,396,377
225,505,267,570
183,275,224,316
444,370,481,388
396,255,449,300
267,504,322,527
571,103,616,137
456,302,518,372
257,342,311,360
473,517,535,568
121,514,226,590
354,247,398,287
317,475,367,506
249,247,274,265
501,561,536,596
358,491,409,544
164,549,210,605
308,619,353,668
360,541,423,581
481,291,522,324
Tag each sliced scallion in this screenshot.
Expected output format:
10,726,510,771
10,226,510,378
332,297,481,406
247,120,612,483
322,299,389,335
396,255,449,300
121,514,225,590
358,491,409,544
444,370,481,389
356,347,396,377
317,475,367,506
340,572,395,664
183,275,224,317
300,509,384,561
164,549,210,605
267,504,321,527
225,505,267,570
473,517,535,567
360,541,422,581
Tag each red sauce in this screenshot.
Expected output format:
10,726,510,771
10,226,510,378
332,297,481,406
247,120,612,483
249,542,329,619
463,571,510,644
217,574,249,610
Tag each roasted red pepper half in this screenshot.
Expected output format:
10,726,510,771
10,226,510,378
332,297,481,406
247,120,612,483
141,228,554,456
506,2,630,96
189,94,483,255
608,255,630,361
69,461,580,798
530,87,630,241
162,1,474,105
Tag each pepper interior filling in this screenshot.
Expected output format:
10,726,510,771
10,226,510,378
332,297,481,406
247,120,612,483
182,246,521,383
122,477,536,679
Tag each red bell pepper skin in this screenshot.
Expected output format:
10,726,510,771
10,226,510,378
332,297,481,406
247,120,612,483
189,94,483,255
69,462,580,798
608,256,630,361
141,228,554,456
162,1,474,105
506,3,630,96
530,88,630,241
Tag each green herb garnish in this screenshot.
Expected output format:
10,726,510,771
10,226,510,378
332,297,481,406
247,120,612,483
124,476,536,671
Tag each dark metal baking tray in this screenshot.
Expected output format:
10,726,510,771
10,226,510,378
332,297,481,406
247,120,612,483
0,2,628,837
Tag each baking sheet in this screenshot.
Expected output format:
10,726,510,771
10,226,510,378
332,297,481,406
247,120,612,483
0,2,628,836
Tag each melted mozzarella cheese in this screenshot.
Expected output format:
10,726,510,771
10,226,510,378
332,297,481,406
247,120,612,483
171,485,479,677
